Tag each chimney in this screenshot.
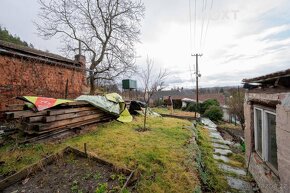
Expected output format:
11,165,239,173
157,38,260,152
75,54,86,67
74,41,86,67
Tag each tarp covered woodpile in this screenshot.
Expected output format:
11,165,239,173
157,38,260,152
76,93,132,123
3,93,132,141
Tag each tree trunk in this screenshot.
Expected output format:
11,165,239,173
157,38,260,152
89,71,95,95
143,105,148,130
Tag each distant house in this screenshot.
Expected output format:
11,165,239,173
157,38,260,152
0,40,86,111
243,69,290,193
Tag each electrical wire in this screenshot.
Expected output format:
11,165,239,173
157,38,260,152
200,0,207,51
194,0,197,52
189,63,195,85
202,0,214,52
188,0,193,53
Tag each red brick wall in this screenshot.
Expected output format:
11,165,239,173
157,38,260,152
0,55,86,110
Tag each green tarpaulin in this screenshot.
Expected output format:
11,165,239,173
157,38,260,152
76,93,132,123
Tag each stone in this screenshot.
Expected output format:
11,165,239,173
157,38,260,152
209,130,220,135
211,138,232,145
213,154,230,163
226,176,253,192
207,127,218,132
210,133,223,140
201,118,217,127
219,163,246,176
214,148,232,156
213,143,230,149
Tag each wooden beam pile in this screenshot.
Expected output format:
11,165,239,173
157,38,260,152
3,101,115,137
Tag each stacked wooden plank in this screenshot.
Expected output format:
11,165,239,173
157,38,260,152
3,101,115,137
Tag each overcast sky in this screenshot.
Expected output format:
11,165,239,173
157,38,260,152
1,0,290,89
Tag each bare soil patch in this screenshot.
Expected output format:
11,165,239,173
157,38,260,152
3,148,133,193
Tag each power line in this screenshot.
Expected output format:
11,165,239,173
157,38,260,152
188,0,193,52
194,0,197,51
188,63,195,86
200,0,208,50
202,0,214,52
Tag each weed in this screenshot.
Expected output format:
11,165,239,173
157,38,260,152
241,142,245,152
230,153,245,165
117,174,126,186
83,173,93,180
110,174,117,180
34,144,44,152
95,183,108,193
94,172,102,180
121,188,130,193
71,180,79,193
193,185,202,193
109,186,121,193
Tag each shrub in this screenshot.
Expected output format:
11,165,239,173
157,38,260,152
185,102,201,112
204,106,223,121
200,99,220,114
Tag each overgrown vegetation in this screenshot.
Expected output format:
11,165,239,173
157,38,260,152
0,116,199,193
199,99,220,114
0,26,33,47
228,88,245,130
182,102,199,112
182,99,223,121
203,106,223,121
194,124,229,192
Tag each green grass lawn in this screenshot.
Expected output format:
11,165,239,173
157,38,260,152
0,116,200,193
152,107,199,117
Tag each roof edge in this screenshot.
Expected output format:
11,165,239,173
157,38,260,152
243,68,290,83
0,40,78,66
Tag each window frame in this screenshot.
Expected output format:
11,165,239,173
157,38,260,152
254,107,263,158
253,106,278,173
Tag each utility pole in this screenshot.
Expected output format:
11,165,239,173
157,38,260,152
191,53,202,119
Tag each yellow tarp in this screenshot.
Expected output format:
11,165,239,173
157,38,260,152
117,108,133,123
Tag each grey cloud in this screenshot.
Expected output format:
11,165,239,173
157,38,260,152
201,61,290,87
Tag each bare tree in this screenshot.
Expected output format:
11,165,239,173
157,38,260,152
139,57,168,131
36,0,145,94
228,87,245,130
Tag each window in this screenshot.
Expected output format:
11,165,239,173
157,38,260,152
254,107,278,170
255,108,263,156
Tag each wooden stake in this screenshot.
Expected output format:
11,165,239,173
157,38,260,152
84,143,87,155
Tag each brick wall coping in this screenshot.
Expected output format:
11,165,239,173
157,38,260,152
0,40,83,70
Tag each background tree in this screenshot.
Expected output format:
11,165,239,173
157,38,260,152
0,26,33,47
139,57,168,131
228,87,245,130
36,0,145,94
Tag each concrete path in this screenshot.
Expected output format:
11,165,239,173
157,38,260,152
200,118,253,193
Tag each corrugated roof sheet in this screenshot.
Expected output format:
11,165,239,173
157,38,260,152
243,68,290,83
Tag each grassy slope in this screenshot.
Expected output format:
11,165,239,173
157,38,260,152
0,116,199,193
